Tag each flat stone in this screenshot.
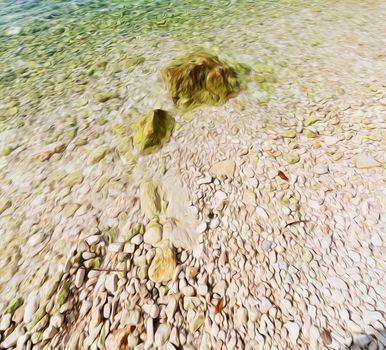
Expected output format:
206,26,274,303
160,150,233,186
107,242,123,253
285,322,300,346
236,307,248,328
43,325,57,340
165,297,178,320
261,239,273,252
0,314,11,331
63,172,84,187
285,153,300,164
121,309,140,326
324,136,338,145
189,312,205,333
354,153,380,169
328,276,348,290
181,286,195,296
61,203,81,218
363,310,382,324
144,222,163,246
314,164,329,175
209,160,235,179
281,129,296,138
88,146,110,164
371,233,382,247
23,292,39,324
260,297,272,313
1,326,23,348
256,207,269,220
213,280,227,295
144,318,154,349
27,233,45,247
149,304,160,319
196,222,207,234
154,324,171,347
50,314,64,328
131,234,143,245
4,297,23,314
197,175,212,185
105,274,118,294
85,235,101,245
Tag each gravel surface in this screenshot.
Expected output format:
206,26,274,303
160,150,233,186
0,0,385,349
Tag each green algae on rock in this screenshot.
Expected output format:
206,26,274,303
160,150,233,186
161,51,241,109
53,280,71,312
0,146,15,157
133,109,174,155
125,223,145,241
61,203,80,218
304,116,319,127
62,172,84,187
285,153,300,164
302,129,318,138
140,180,163,219
0,199,12,214
4,296,23,314
281,129,296,138
88,146,110,164
94,91,119,103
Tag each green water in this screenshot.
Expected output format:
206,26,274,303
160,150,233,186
0,0,319,122
0,0,385,131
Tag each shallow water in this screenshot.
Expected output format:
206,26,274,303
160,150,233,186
1,0,385,127
0,0,385,349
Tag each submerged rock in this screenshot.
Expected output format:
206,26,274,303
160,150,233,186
162,51,241,109
148,247,176,283
88,146,110,164
133,109,174,155
140,180,163,219
94,91,119,103
0,146,15,156
0,199,11,215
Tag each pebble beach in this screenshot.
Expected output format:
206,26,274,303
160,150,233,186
0,0,385,349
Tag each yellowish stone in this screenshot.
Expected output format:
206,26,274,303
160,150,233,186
63,172,84,187
148,247,176,283
140,180,163,219
209,159,235,179
281,129,296,138
302,129,317,138
190,311,205,333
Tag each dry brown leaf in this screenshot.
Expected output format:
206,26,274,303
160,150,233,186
277,170,289,181
215,297,224,315
320,328,332,345
109,325,133,350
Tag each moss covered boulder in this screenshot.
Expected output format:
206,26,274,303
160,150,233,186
132,109,174,155
161,51,241,109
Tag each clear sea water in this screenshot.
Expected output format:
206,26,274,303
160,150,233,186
0,0,385,128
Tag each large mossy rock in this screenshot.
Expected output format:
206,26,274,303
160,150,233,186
161,51,241,109
132,109,174,155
